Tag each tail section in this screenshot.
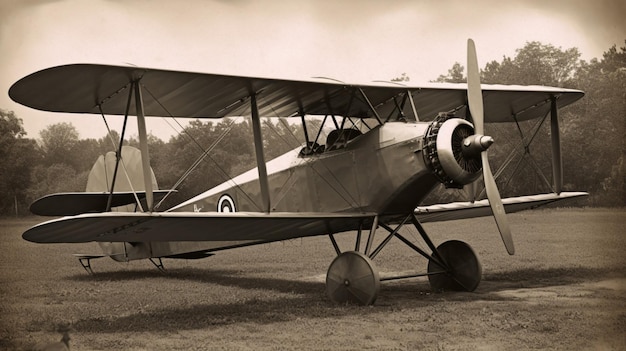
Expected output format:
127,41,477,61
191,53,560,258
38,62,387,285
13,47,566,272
86,145,158,212
28,146,162,216
87,145,159,262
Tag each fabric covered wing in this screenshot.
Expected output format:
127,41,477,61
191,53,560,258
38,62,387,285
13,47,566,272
10,64,583,122
415,192,588,223
22,211,376,244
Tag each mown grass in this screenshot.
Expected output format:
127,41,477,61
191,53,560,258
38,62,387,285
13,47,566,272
1,209,625,350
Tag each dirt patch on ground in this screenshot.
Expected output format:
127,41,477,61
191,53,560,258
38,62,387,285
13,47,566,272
1,209,625,350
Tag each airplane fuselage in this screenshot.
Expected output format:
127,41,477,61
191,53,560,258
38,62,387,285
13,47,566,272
170,121,438,217
99,121,440,261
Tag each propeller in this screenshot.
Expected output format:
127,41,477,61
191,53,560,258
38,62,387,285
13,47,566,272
466,39,515,255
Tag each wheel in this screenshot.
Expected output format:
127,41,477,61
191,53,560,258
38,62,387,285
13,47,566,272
427,240,482,292
325,251,380,305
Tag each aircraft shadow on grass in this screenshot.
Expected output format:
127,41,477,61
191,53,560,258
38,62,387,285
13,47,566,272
69,267,325,297
67,266,619,333
383,265,625,302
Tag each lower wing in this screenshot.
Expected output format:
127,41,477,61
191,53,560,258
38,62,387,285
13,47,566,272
23,212,376,243
23,192,586,244
415,191,588,223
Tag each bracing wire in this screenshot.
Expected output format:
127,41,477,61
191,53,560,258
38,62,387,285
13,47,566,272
154,117,237,209
142,85,262,211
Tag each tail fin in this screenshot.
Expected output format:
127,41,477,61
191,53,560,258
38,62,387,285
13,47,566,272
86,145,158,212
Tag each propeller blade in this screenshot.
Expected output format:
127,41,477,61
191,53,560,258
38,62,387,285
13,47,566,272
467,39,484,135
482,152,515,255
467,38,515,255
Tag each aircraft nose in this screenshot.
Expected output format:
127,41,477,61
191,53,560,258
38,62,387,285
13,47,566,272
462,135,494,158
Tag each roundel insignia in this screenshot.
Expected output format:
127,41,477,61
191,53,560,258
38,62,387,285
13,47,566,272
217,194,236,213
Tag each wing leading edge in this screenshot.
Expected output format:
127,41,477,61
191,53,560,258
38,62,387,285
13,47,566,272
10,64,584,123
22,211,376,244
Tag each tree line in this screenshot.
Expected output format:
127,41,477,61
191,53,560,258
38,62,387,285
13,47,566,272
1,40,624,216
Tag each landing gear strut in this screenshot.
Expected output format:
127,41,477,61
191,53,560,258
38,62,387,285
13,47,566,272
324,214,482,305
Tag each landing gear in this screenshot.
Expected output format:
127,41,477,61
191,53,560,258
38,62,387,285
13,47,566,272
324,214,482,305
73,254,106,274
326,251,380,305
427,240,482,292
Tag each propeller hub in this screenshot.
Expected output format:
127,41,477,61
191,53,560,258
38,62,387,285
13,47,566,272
462,135,494,158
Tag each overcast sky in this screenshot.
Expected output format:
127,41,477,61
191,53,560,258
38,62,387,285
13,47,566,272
1,0,624,140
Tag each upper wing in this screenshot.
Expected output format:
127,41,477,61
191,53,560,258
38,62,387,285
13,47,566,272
9,64,583,122
415,192,588,223
22,211,376,243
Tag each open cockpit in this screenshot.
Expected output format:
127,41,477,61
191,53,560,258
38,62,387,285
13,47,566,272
298,115,381,157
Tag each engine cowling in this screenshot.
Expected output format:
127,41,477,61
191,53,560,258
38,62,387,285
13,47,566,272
423,114,483,188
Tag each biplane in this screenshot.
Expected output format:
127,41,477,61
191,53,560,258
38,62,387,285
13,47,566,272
10,40,587,305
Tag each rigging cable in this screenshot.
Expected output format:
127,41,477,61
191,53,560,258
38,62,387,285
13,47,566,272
142,85,262,211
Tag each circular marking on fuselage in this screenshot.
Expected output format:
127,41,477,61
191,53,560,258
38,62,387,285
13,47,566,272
217,194,236,213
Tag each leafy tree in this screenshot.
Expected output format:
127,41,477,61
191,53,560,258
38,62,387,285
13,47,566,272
434,62,465,83
39,122,80,168
482,56,517,85
70,138,104,173
563,41,626,205
27,164,87,200
391,73,410,82
482,41,581,87
0,109,39,215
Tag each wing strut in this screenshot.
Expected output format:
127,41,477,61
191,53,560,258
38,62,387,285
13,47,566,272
250,93,271,213
134,81,154,211
550,95,563,194
358,88,383,125
105,86,132,211
406,90,420,121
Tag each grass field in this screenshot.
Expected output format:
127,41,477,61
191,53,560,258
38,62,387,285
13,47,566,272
1,209,625,350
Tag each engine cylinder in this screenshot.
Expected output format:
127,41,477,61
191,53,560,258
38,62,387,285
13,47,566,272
423,114,483,188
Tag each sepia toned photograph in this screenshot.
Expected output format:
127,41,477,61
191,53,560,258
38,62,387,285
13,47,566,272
1,0,624,349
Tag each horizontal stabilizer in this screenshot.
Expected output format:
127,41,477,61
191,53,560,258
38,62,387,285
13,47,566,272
23,211,376,244
415,192,588,223
30,191,175,216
